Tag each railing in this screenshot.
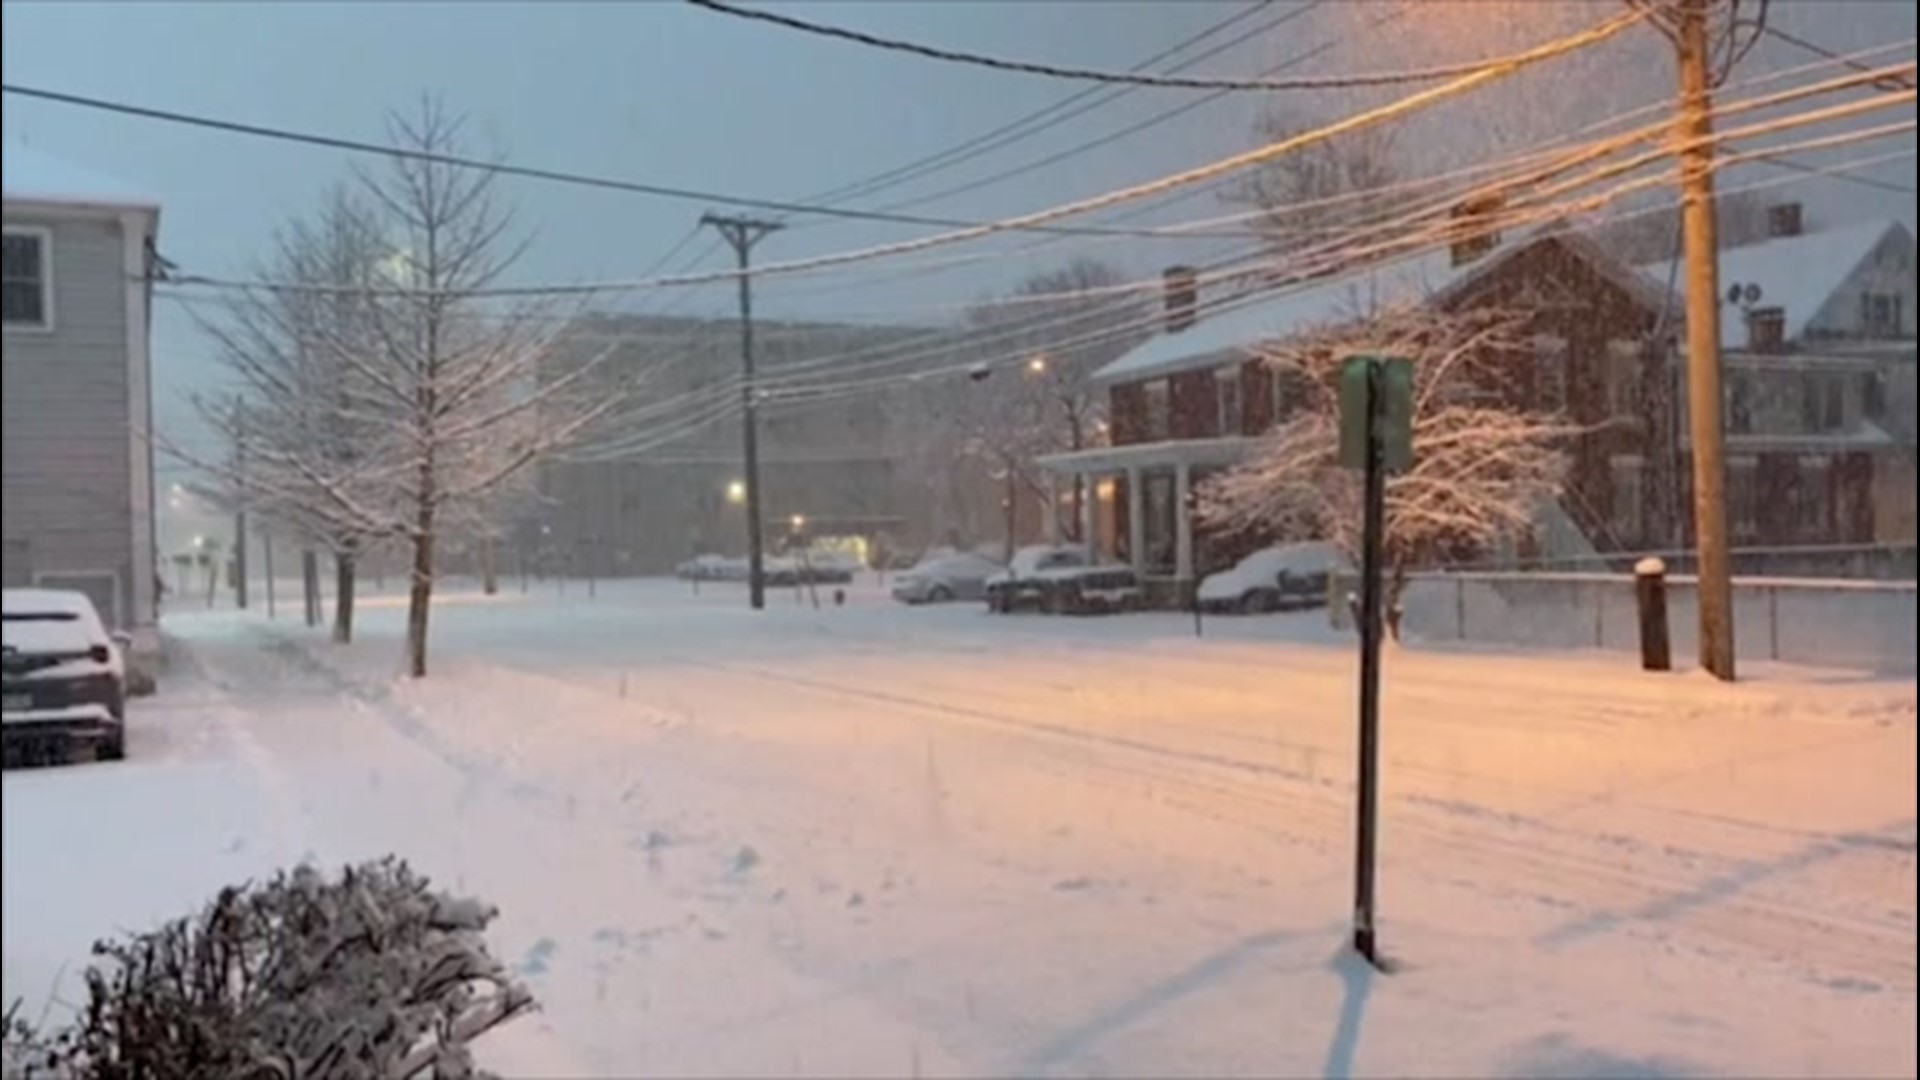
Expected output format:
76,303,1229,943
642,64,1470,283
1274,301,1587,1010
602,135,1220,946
1379,570,1916,674
1434,542,1917,582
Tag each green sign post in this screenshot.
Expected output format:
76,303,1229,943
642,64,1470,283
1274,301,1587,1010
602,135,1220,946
1337,354,1413,970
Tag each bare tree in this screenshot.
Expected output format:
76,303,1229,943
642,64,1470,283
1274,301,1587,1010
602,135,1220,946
327,99,617,676
1198,305,1577,638
178,184,391,644
958,258,1143,555
1223,107,1403,257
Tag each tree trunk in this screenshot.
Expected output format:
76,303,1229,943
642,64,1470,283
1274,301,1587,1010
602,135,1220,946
1002,470,1018,563
406,529,435,678
481,534,498,596
332,546,357,644
1384,560,1408,644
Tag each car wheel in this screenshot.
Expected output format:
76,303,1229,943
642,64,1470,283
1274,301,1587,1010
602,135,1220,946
928,585,954,604
99,729,126,762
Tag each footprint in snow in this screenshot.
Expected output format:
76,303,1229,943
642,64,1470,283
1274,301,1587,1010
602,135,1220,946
518,937,558,976
730,846,760,875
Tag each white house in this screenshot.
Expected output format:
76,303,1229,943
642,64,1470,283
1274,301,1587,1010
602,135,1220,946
2,144,162,690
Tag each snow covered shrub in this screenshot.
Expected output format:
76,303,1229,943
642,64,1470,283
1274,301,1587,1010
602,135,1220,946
2,858,533,1079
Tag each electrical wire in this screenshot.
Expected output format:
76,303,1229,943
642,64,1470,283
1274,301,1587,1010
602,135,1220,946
151,9,1654,302
793,0,1303,211
686,0,1603,93
0,83,1235,241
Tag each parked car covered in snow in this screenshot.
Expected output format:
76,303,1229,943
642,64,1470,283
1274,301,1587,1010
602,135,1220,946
2,588,129,763
675,554,737,581
1197,542,1350,614
1030,563,1144,615
890,551,1003,604
985,545,1093,612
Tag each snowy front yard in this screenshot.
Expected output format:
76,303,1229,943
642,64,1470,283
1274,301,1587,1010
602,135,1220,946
5,579,1915,1077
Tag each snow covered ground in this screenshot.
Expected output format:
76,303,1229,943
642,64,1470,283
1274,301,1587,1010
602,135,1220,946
5,578,1915,1078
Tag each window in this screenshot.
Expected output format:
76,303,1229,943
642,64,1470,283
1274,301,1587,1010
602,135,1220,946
1215,369,1242,436
1860,292,1904,338
2,227,51,329
1605,340,1642,419
1728,457,1760,540
1729,373,1755,434
1143,380,1170,441
1799,373,1846,433
1534,335,1568,413
1610,456,1644,545
1786,455,1833,539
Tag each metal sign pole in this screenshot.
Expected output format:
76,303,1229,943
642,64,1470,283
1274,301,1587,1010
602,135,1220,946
1353,358,1388,967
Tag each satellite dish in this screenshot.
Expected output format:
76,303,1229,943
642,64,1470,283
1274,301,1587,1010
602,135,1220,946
1726,284,1744,305
1741,283,1763,305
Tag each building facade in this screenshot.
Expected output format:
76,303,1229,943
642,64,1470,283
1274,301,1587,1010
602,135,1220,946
2,145,161,688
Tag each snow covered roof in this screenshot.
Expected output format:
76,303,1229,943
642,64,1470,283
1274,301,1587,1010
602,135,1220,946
1636,219,1910,346
2,142,159,212
1093,247,1473,386
1091,227,1657,387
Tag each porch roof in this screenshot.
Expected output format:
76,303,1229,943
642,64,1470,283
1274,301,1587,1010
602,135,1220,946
1036,436,1256,475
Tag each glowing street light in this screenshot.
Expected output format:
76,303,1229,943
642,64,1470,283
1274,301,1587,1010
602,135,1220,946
1026,354,1049,376
726,479,748,505
789,513,807,532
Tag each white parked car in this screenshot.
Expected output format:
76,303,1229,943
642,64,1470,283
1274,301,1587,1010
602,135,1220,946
890,552,1004,604
2,588,130,762
1197,542,1350,614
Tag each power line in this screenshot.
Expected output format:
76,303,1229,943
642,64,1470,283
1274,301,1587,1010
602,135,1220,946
150,10,1655,302
685,0,1601,92
0,83,1235,241
795,0,1298,211
1762,23,1916,91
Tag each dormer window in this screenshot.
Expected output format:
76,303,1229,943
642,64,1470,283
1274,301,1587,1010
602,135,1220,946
1860,292,1904,338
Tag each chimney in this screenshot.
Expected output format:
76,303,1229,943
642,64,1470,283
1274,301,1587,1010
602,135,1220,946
1163,265,1198,334
1746,306,1786,353
1767,202,1803,239
1449,194,1505,267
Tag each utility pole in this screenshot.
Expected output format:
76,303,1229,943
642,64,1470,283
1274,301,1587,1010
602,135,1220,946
1671,0,1736,680
232,396,249,612
701,212,784,610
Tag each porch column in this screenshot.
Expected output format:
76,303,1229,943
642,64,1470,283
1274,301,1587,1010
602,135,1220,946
1126,466,1145,573
1046,474,1062,544
1174,462,1193,582
1081,472,1099,555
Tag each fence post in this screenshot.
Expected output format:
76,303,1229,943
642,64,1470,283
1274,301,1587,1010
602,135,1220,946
1635,557,1671,672
1594,580,1605,647
1768,585,1780,661
1455,576,1466,640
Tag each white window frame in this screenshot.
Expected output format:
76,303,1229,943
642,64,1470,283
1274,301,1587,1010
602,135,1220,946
1,224,54,333
1214,367,1241,437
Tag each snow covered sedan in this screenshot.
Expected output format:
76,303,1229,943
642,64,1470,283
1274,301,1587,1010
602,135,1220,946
890,551,1003,604
1197,542,1350,614
2,588,130,763
1029,563,1144,615
985,545,1093,613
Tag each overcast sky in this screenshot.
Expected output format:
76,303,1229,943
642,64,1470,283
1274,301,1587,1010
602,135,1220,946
4,0,1913,451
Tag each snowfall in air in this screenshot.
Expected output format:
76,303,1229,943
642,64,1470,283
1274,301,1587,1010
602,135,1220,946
3,578,1914,1078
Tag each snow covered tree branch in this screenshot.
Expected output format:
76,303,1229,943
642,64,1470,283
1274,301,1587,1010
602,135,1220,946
1198,304,1582,636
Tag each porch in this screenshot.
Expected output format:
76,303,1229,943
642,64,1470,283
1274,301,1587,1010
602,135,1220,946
1036,436,1255,606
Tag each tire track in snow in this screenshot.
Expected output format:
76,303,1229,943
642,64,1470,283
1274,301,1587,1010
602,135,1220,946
680,654,1916,987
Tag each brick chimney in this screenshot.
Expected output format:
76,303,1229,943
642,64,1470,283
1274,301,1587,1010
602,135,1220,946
1767,202,1803,239
1449,194,1505,267
1163,265,1198,333
1746,306,1786,353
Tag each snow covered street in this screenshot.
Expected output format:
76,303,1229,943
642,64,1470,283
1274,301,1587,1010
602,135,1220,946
5,579,1916,1078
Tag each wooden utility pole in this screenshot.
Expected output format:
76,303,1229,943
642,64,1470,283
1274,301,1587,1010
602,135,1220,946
701,212,784,611
1673,0,1737,680
232,396,250,611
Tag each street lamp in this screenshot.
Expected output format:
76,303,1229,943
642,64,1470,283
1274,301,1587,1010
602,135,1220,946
726,479,747,505
789,513,807,532
1027,355,1049,376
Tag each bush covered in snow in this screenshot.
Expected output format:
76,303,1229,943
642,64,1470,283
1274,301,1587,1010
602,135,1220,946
3,858,533,1079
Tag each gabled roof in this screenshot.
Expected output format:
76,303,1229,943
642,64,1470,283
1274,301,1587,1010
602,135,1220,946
2,142,159,212
1636,219,1911,345
1092,226,1657,386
